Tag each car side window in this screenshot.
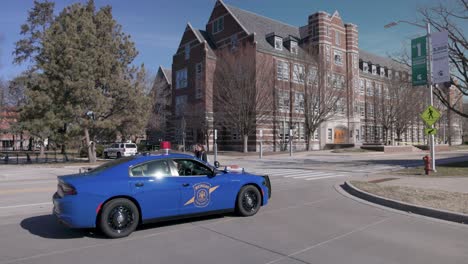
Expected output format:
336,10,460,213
130,160,171,177
174,159,212,176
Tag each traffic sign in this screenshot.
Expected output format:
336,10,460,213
425,127,437,135
411,36,427,86
421,106,441,126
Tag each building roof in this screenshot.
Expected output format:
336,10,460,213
161,67,172,85
225,4,303,56
359,49,409,71
194,29,217,58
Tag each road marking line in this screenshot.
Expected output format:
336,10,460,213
0,202,51,209
292,173,337,179
305,175,348,181
284,172,324,178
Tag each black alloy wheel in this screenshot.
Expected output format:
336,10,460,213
116,152,122,159
236,185,261,216
99,198,139,238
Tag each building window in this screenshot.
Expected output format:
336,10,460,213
298,123,305,140
195,63,203,99
290,41,298,54
231,34,238,50
326,26,330,36
325,45,330,61
294,92,304,112
353,54,358,69
176,68,187,89
279,121,290,141
359,79,365,95
276,60,289,81
213,17,224,34
274,36,283,50
293,64,305,84
359,102,365,117
375,83,381,97
363,62,369,73
185,43,190,60
380,67,385,77
335,30,341,45
175,95,187,116
368,104,374,117
307,68,318,85
356,129,360,141
388,70,392,79
395,71,400,79
334,50,343,66
366,81,373,96
371,65,377,75
328,128,333,140
337,98,345,115
278,91,290,112
231,131,240,141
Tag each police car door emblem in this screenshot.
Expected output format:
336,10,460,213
184,183,219,207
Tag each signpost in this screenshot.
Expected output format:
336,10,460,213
411,36,427,86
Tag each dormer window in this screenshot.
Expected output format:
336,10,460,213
371,65,377,75
290,41,298,54
274,36,283,50
363,62,369,73
395,71,400,79
213,17,224,34
388,70,392,79
380,67,385,77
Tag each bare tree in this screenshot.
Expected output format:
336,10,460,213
213,44,275,153
419,0,467,117
302,53,343,150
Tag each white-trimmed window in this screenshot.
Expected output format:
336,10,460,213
337,98,345,115
359,102,365,117
328,128,333,140
368,104,374,117
276,60,289,81
334,50,343,66
363,62,369,73
278,91,290,112
195,63,203,99
375,83,381,97
307,68,318,85
353,54,358,69
290,41,298,54
325,45,330,61
279,122,290,141
371,65,377,75
185,44,190,60
175,95,187,116
395,71,400,79
388,69,392,79
356,129,360,141
294,92,304,112
213,17,224,34
231,34,238,50
274,36,283,50
293,64,305,84
366,81,373,96
176,68,187,89
335,30,341,45
359,79,365,95
380,67,385,77
297,123,305,140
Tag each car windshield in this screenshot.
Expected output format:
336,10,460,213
125,144,136,148
88,156,136,174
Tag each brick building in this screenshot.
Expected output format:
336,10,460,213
157,0,462,151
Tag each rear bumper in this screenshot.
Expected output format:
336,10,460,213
52,192,97,228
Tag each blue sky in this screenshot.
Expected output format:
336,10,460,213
0,0,451,80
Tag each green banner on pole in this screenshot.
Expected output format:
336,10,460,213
411,36,427,86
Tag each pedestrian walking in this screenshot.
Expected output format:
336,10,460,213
199,144,208,162
193,144,201,159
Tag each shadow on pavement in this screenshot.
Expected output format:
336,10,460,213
20,214,93,239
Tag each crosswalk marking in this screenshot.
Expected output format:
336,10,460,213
248,168,353,182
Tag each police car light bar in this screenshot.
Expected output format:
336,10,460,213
160,141,171,155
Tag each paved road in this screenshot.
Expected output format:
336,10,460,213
0,152,468,264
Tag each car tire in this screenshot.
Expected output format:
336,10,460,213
104,152,109,159
236,185,261,217
99,198,139,238
116,152,121,159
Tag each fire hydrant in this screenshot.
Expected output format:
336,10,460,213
422,155,431,175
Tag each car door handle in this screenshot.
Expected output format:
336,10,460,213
135,182,144,187
182,183,190,187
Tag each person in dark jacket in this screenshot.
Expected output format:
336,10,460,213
199,144,208,162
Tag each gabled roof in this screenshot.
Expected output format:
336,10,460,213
157,66,172,85
359,49,409,71
193,29,217,58
224,4,302,56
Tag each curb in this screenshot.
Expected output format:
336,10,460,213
341,181,468,225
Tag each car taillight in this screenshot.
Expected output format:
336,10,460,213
58,181,77,196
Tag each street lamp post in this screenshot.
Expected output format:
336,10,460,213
384,20,436,172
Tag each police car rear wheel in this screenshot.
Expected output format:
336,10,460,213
99,198,139,238
236,185,261,216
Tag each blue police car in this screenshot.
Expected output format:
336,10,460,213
53,153,271,238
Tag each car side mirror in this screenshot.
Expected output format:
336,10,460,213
214,161,220,168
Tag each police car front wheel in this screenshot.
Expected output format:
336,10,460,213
236,185,261,217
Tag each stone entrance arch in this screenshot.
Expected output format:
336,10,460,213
334,126,348,144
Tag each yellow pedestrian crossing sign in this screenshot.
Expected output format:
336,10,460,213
425,128,437,135
421,106,441,126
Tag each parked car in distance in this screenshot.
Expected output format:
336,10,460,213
103,142,137,159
